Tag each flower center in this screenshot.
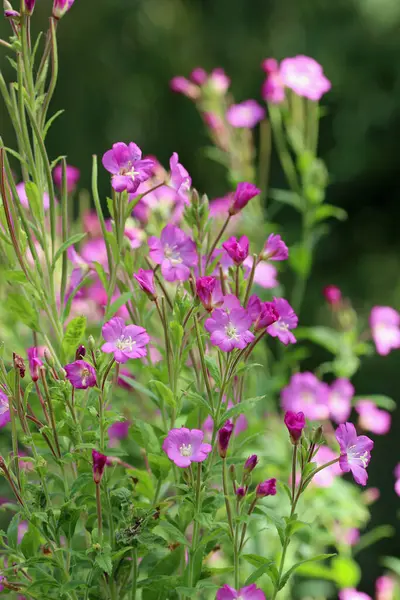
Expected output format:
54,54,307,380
116,335,136,352
348,445,369,467
81,367,90,385
179,443,192,457
300,392,314,404
225,322,239,340
277,319,288,331
164,244,183,265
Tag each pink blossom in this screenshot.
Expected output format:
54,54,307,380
53,164,80,193
329,378,354,424
102,142,154,193
313,446,342,487
162,428,212,468
133,269,156,299
339,589,372,600
196,276,224,312
0,389,10,428
370,306,400,356
356,400,391,435
81,238,109,268
92,449,107,483
190,68,207,85
335,422,374,486
261,233,289,261
243,258,278,289
333,524,360,546
229,182,261,215
284,410,305,443
64,360,96,390
124,223,145,250
204,296,254,352
148,224,197,282
376,576,396,600
209,194,234,217
280,55,331,101
281,372,330,420
169,152,191,202
267,297,298,345
216,584,266,600
247,295,279,330
27,347,43,382
208,68,230,94
226,100,265,128
261,59,285,104
170,76,200,99
323,285,342,306
222,235,249,266
53,0,75,19
256,478,277,497
16,182,50,211
108,420,130,441
101,317,150,364
132,180,177,224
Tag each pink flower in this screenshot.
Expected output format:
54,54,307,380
190,67,207,85
222,235,249,266
102,142,154,193
108,420,130,441
247,295,279,331
170,76,200,99
243,258,278,289
101,317,150,364
23,0,35,14
27,347,43,382
196,276,224,312
216,584,266,600
204,296,254,352
356,400,391,435
162,428,212,468
281,373,329,420
64,360,96,390
261,234,289,261
208,68,230,94
262,66,285,104
370,306,400,356
229,182,261,215
53,164,80,193
284,410,305,443
0,389,10,428
329,378,354,424
256,478,277,497
148,224,197,282
218,420,234,458
280,55,331,101
169,152,191,201
267,297,298,345
92,449,107,484
244,454,258,473
133,269,156,299
376,576,396,600
335,422,374,486
16,182,50,211
339,589,372,600
323,285,342,306
52,0,75,19
226,100,265,128
313,446,342,487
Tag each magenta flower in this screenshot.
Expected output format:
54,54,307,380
280,55,331,101
208,68,231,94
133,268,156,300
267,297,298,345
247,295,279,331
170,76,200,99
328,378,354,424
282,373,329,420
64,360,96,390
222,235,249,266
226,100,265,128
108,420,130,441
169,152,191,201
376,576,395,600
244,454,258,474
335,422,374,486
16,182,50,211
243,258,278,289
339,590,372,600
313,446,342,487
92,449,107,484
0,390,10,428
23,0,35,14
229,182,261,215
162,428,212,468
27,347,43,382
204,296,254,352
101,317,150,364
148,224,197,282
256,478,277,497
52,0,75,19
216,584,266,600
262,59,285,104
5,7,20,17
102,142,154,193
53,164,80,193
218,420,234,458
370,306,400,356
356,400,391,435
196,276,224,312
261,233,289,261
323,285,342,306
190,67,207,85
284,410,306,443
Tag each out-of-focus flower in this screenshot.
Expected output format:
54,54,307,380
376,575,396,600
282,373,329,420
170,76,200,99
108,420,130,442
261,58,285,104
222,235,249,266
17,521,28,544
196,276,224,312
333,523,360,547
162,428,212,468
64,360,96,390
208,68,230,94
339,589,372,600
244,454,258,474
229,182,261,215
204,296,254,352
226,100,265,128
335,422,374,486
102,142,154,193
247,295,279,331
190,67,207,85
0,390,10,428
169,152,191,201
356,400,391,435
323,285,342,306
133,269,156,300
243,258,278,289
284,410,305,443
53,0,75,19
218,420,234,458
216,584,266,600
92,450,107,484
394,463,400,497
328,378,354,424
313,446,342,487
101,317,150,364
27,347,43,382
261,234,289,261
370,306,400,356
256,478,277,497
53,164,80,193
23,0,35,14
267,298,298,345
16,182,50,211
148,224,197,282
279,55,331,101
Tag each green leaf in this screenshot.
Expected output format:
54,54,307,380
153,521,188,546
295,326,342,354
6,293,39,330
352,395,396,411
149,380,176,409
219,396,265,426
70,472,93,497
21,523,41,558
131,420,160,453
92,261,108,290
312,204,347,223
269,188,305,212
51,233,87,271
43,109,65,138
289,244,312,278
104,292,134,321
148,453,171,479
205,356,222,387
149,547,183,577
7,513,19,549
1,270,28,284
242,553,268,568
62,315,86,357
185,389,213,414
353,525,394,555
245,561,279,586
381,557,400,578
330,556,360,588
95,551,113,575
279,554,336,590
170,320,184,350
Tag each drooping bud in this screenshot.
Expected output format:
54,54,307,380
4,0,19,17
133,268,157,300
75,345,86,360
217,420,234,459
52,0,75,20
27,347,43,382
229,182,260,216
92,449,107,484
256,478,277,498
284,411,306,444
244,454,258,474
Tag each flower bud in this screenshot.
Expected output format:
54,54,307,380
284,411,306,444
236,486,246,499
13,353,25,378
4,1,19,17
229,182,260,215
52,0,75,20
44,348,54,368
228,463,236,482
133,268,157,300
75,345,86,360
323,285,342,307
92,449,107,484
88,335,96,351
244,454,258,474
222,235,249,266
23,0,35,14
312,425,324,445
217,420,234,459
256,478,277,498
196,276,223,312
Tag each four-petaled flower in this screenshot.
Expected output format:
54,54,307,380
205,295,254,352
162,428,212,468
335,422,374,486
102,142,154,193
216,584,266,600
282,372,329,420
370,306,400,356
101,317,150,364
0,389,10,428
261,233,289,261
267,297,298,345
328,378,354,424
148,224,197,282
64,360,97,390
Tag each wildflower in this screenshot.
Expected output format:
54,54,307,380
339,590,372,600
64,360,96,390
16,182,50,211
284,410,305,443
216,584,266,600
267,297,298,345
376,576,396,600
170,76,200,99
27,347,43,382
261,233,289,261
102,142,154,193
226,100,265,128
101,317,150,364
148,224,197,282
335,422,374,486
395,464,400,497
190,67,207,85
247,295,279,331
243,258,278,289
256,478,277,497
196,276,224,312
204,296,254,352
52,0,75,19
133,268,156,300
236,487,246,499
75,345,86,360
17,521,28,543
229,182,261,215
279,55,331,101
261,58,285,104
208,68,230,94
108,420,130,441
328,378,354,424
313,446,342,487
23,0,35,14
0,390,10,428
222,235,249,266
282,373,329,420
218,420,234,458
244,454,258,474
92,450,107,484
355,400,391,435
323,285,342,306
370,306,400,356
162,428,212,468
169,152,191,201
53,164,80,193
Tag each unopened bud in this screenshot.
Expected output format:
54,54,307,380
217,420,234,459
236,486,246,499
312,426,324,445
256,478,277,498
228,464,236,482
244,454,258,474
44,349,54,368
75,345,86,360
13,353,25,378
92,449,107,484
88,335,96,351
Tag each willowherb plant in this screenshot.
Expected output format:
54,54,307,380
0,2,398,600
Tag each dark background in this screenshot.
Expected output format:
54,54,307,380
1,0,400,594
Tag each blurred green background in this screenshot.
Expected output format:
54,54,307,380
1,0,400,595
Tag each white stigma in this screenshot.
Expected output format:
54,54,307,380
225,323,239,340
116,335,136,352
179,443,193,457
81,367,90,385
164,244,183,265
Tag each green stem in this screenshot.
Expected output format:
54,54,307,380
130,547,138,600
95,483,103,538
206,214,231,267
189,463,202,590
222,458,234,538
